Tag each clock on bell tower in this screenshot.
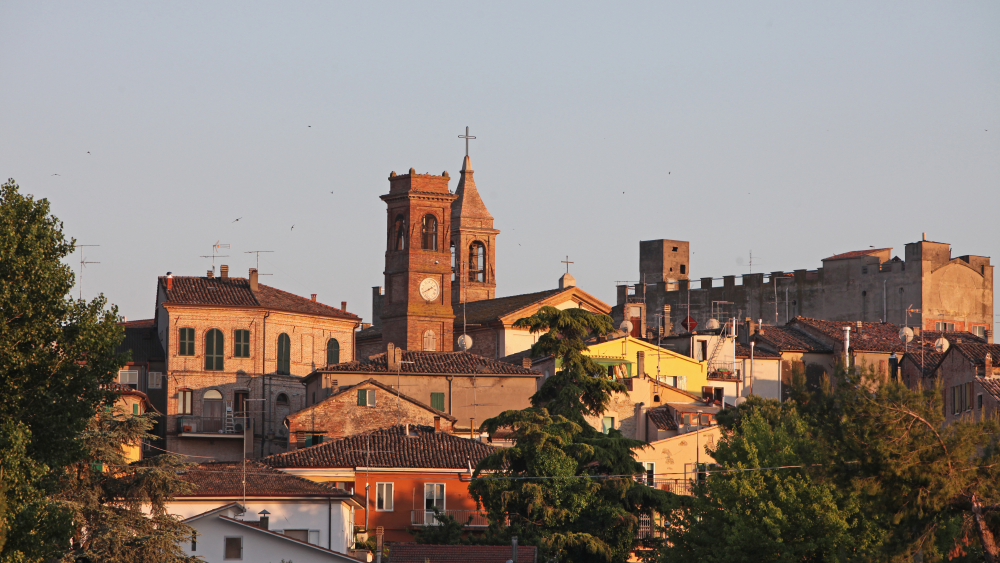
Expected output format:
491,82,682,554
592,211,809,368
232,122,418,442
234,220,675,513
379,167,457,352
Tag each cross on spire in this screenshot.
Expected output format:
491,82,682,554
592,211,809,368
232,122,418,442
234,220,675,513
561,256,574,274
458,126,476,157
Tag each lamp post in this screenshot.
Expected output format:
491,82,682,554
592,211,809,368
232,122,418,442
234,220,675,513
749,341,755,397
695,409,704,487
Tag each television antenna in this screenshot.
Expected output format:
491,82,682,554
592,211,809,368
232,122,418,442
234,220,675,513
244,250,275,274
76,244,100,300
200,241,230,273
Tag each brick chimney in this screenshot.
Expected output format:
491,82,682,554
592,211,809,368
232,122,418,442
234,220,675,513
434,416,441,432
220,264,229,280
522,357,532,369
342,301,347,311
986,353,993,378
387,343,398,371
166,272,173,291
311,294,317,302
206,269,214,278
249,268,258,291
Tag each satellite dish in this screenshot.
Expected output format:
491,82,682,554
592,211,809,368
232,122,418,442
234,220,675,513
934,337,950,354
457,334,473,351
706,318,721,330
899,327,914,343
620,320,633,334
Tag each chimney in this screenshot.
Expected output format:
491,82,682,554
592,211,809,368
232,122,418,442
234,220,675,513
856,320,863,338
311,294,317,302
842,326,851,366
986,329,992,344
386,343,398,370
257,509,270,530
637,351,645,376
249,268,258,291
512,535,519,563
166,272,173,291
522,357,532,369
984,353,992,378
342,301,347,311
741,317,754,345
206,269,214,278
922,232,927,241
434,416,441,432
220,264,229,280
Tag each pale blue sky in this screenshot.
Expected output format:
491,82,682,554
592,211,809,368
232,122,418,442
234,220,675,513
2,2,997,324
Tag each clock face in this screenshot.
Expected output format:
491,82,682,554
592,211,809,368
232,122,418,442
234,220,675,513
418,277,440,302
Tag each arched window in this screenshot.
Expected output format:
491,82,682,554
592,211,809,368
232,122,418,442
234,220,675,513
421,214,438,250
277,333,291,375
203,389,223,432
468,241,485,282
276,393,289,406
393,214,407,250
422,330,437,351
204,329,224,371
327,338,340,365
450,241,456,281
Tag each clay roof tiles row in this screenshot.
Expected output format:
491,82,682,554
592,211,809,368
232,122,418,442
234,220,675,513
977,377,1000,403
159,276,360,320
177,461,352,497
319,350,538,376
391,543,537,563
453,288,564,325
792,317,907,352
753,325,832,353
822,248,891,261
262,425,496,469
646,408,679,431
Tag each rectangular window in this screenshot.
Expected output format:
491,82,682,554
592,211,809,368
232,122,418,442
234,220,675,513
179,389,193,415
191,534,196,552
972,326,986,339
224,536,242,560
697,341,707,362
978,394,984,410
430,393,445,412
234,391,249,417
132,403,139,415
935,322,956,331
148,371,162,389
967,382,974,412
602,416,615,434
682,413,691,426
424,483,445,511
234,329,251,357
179,328,195,356
284,529,308,541
376,482,394,511
358,389,376,407
118,370,139,385
304,434,324,447
645,462,655,486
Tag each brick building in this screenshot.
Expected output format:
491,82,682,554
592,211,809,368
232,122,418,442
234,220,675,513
912,339,1000,426
262,425,496,544
618,235,993,341
152,267,361,461
114,318,167,453
286,378,456,450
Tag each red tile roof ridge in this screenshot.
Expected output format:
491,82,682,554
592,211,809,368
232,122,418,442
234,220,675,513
159,275,359,320
822,248,891,261
305,378,457,421
119,318,156,328
177,460,353,497
317,349,538,376
217,516,360,559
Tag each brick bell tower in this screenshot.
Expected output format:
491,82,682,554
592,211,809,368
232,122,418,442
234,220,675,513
380,167,457,352
451,155,499,304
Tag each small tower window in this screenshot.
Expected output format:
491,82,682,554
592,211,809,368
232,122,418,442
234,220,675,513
450,241,456,282
421,214,438,250
327,338,340,365
422,330,437,351
468,241,486,282
680,264,686,275
393,214,407,250
277,333,291,375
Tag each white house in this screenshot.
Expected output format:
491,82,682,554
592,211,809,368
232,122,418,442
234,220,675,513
182,503,363,563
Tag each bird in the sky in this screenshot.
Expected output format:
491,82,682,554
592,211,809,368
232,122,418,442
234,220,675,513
308,125,312,128
87,151,91,154
51,173,60,176
233,217,242,223
291,225,295,231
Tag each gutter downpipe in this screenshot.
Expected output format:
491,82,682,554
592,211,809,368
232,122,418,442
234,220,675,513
260,311,271,459
328,497,332,550
446,375,454,415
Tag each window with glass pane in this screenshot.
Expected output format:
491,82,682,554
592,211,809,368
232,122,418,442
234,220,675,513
118,370,139,385
393,214,407,250
602,416,615,434
424,483,445,511
468,241,485,282
234,329,250,357
276,333,291,375
204,329,224,371
450,242,456,281
377,482,394,511
179,327,195,356
224,536,242,559
421,214,438,250
203,389,223,432
179,389,192,414
645,462,655,485
430,392,445,412
327,338,340,365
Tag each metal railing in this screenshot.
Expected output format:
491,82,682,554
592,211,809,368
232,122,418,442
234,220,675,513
634,477,693,496
176,415,249,434
410,510,488,527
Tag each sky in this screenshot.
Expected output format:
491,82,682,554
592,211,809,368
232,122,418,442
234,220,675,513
2,2,998,325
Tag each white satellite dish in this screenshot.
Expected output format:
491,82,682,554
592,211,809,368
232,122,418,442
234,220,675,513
620,320,633,334
899,327,914,343
457,334,473,351
934,337,950,354
706,318,721,330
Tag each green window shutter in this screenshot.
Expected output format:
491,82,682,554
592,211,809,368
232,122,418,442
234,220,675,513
430,393,445,412
132,404,139,415
305,435,313,447
358,389,367,406
327,339,340,365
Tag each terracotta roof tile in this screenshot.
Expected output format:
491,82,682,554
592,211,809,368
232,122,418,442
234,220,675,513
177,461,351,497
791,317,905,352
115,319,165,363
319,350,538,376
647,408,678,431
454,288,564,325
391,543,537,563
159,276,360,321
754,326,832,353
290,378,457,422
735,342,781,359
261,425,496,469
952,342,1000,366
977,377,1000,403
822,248,891,261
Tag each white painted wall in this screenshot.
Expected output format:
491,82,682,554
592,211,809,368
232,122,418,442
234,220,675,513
740,357,782,400
184,511,356,563
167,498,354,554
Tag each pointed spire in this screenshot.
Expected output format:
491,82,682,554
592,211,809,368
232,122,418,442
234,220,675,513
451,156,493,222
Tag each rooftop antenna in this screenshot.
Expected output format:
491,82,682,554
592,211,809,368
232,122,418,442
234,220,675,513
244,250,275,276
200,241,230,273
76,244,100,300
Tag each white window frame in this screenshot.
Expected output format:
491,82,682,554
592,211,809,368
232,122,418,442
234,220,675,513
148,371,162,389
644,462,655,485
424,482,446,511
376,482,394,511
602,416,615,434
223,536,242,560
308,530,320,545
118,370,139,385
367,389,376,407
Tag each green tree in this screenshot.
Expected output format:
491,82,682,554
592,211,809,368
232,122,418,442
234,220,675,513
471,307,678,563
413,506,471,545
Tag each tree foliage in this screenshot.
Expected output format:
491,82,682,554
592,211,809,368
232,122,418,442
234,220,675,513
472,307,679,563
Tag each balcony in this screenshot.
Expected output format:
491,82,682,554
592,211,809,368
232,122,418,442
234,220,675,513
635,477,693,496
410,510,488,528
176,415,250,437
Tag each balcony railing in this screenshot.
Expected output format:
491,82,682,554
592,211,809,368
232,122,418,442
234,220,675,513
634,477,693,496
176,415,250,435
410,510,488,528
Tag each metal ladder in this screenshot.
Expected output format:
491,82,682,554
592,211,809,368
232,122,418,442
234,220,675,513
706,319,732,373
224,400,235,433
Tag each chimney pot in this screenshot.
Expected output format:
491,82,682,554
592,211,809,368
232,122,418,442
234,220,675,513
923,232,927,241
207,269,214,278
342,301,347,311
166,273,173,291
220,264,229,280
434,416,441,431
249,268,258,291
311,294,317,302
984,353,992,377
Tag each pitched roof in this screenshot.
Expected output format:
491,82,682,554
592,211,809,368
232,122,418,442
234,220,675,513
289,379,457,422
159,276,360,321
791,317,905,352
390,543,537,563
215,516,361,561
455,288,565,325
753,325,832,353
735,342,781,359
822,248,891,261
115,319,165,363
261,425,496,469
451,155,494,222
318,350,539,376
176,461,353,497
647,408,678,431
977,377,1000,403
952,341,1000,367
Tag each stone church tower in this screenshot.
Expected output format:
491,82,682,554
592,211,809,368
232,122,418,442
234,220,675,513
451,155,499,305
379,168,457,352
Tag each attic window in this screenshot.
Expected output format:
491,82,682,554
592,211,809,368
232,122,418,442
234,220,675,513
672,247,678,252
653,394,661,402
358,389,376,407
